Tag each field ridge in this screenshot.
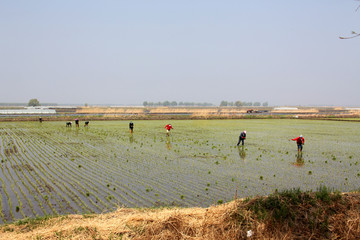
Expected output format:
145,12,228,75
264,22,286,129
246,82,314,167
1,189,359,239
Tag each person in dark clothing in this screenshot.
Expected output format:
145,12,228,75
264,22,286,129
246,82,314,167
39,117,43,123
129,121,134,133
75,119,79,127
292,135,305,153
237,130,246,146
84,121,89,127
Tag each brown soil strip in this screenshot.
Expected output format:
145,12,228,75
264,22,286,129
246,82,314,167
1,192,359,240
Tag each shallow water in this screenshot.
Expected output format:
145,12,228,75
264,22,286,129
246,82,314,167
0,119,359,223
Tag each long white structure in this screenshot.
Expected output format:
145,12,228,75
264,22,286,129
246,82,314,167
0,108,56,114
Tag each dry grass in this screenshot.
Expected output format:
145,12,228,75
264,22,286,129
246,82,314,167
1,192,360,240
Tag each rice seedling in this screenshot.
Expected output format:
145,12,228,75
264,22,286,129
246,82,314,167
0,119,359,224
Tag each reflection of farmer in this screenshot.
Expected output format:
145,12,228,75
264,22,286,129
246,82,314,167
75,119,79,127
129,121,134,133
129,134,134,143
295,154,305,166
292,135,305,153
165,124,173,135
238,145,246,160
292,153,305,167
237,131,246,146
166,135,171,150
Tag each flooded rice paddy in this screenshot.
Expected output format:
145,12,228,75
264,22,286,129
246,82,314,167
0,119,359,223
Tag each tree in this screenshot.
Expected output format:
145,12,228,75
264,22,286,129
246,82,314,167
235,101,243,107
254,102,261,106
262,102,269,107
242,101,253,106
28,98,40,107
220,101,228,107
339,31,360,39
339,3,360,39
143,101,148,107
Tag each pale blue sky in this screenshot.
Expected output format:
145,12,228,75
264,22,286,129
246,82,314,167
1,1,359,106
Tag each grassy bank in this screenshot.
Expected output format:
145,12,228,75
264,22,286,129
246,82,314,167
1,188,359,239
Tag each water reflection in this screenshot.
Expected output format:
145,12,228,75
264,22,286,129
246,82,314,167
237,146,246,160
66,125,72,132
292,153,304,167
129,133,134,143
166,136,171,150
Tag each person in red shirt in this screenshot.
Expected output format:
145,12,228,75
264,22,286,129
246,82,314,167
292,135,305,153
165,124,173,135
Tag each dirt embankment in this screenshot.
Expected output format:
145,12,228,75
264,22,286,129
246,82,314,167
1,191,359,240
1,106,359,122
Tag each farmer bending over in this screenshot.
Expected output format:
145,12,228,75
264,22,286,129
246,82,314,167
237,131,246,146
129,121,134,133
165,124,173,135
75,119,79,127
292,135,305,153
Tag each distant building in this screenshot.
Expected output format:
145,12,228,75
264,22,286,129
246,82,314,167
0,107,56,114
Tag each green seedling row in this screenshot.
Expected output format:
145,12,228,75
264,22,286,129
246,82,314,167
0,119,359,224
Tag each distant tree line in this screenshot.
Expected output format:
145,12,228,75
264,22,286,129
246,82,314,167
0,103,28,106
142,100,269,107
143,101,213,107
0,101,57,107
219,101,269,107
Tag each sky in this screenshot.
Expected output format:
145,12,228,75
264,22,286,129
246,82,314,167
0,0,359,106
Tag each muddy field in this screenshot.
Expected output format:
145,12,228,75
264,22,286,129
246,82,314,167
0,119,359,224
